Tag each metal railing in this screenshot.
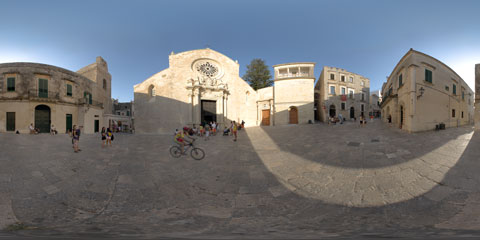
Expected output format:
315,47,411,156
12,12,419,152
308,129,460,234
78,98,104,108
277,72,312,78
28,89,60,100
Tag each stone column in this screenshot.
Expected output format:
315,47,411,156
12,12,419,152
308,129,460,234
475,64,480,130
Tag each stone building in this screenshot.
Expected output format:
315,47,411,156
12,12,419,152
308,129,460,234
381,49,474,132
133,48,315,134
369,90,381,118
105,99,134,132
315,66,370,122
475,64,480,130
258,62,315,126
0,57,112,134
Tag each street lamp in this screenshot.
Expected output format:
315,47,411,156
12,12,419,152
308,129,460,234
417,87,425,99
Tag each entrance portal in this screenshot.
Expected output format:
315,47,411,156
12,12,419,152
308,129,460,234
350,107,355,119
66,114,72,133
329,105,336,118
289,106,298,124
35,105,51,133
201,100,216,124
262,109,270,126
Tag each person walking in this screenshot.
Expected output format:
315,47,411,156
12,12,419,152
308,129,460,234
106,128,113,146
232,121,238,142
73,125,81,153
204,124,210,141
101,127,106,147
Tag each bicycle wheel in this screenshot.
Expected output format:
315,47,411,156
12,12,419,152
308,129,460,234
190,147,205,160
170,146,182,158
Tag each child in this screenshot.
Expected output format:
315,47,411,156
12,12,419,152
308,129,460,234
204,124,210,140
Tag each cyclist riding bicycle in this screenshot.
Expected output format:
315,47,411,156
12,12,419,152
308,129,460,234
174,127,194,154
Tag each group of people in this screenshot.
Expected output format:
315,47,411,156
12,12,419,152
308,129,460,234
101,127,114,147
174,120,245,153
329,114,373,127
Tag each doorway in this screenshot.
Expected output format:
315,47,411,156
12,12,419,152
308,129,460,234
329,105,336,118
6,112,15,131
66,114,72,133
35,105,50,133
201,100,216,124
350,107,355,119
94,120,100,133
289,107,298,124
262,109,270,126
400,106,404,129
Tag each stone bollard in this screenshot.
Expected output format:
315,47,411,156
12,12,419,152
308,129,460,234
475,64,480,130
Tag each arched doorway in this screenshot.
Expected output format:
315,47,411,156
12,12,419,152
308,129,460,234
289,106,298,124
350,107,355,119
329,105,336,118
400,105,404,129
35,105,51,133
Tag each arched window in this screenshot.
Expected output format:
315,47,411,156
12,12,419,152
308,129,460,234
148,85,155,97
103,79,107,90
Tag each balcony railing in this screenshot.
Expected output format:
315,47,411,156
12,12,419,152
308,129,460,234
78,98,104,108
277,72,312,79
28,89,60,100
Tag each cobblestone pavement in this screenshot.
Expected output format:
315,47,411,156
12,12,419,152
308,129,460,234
1,121,480,239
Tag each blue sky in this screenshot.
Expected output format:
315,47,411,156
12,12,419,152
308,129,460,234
1,0,479,101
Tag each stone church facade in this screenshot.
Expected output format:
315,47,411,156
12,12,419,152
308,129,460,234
133,48,315,134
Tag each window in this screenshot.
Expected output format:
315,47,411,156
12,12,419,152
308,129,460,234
462,91,464,100
360,81,364,86
341,103,345,110
38,78,48,98
445,86,449,91
66,84,72,96
462,111,464,118
349,77,353,83
330,74,335,80
330,86,335,94
361,93,365,101
349,90,354,99
398,74,403,87
84,92,92,104
341,75,345,82
117,111,121,115
453,84,456,95
452,109,455,118
7,77,15,92
425,69,432,83
341,87,346,95
127,111,130,116
103,79,107,90
361,104,364,111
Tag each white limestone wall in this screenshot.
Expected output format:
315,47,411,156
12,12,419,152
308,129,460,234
274,78,314,125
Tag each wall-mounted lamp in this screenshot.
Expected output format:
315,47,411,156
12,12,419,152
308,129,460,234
417,87,425,99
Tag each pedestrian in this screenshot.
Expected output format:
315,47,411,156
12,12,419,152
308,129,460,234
50,124,57,135
338,113,343,124
212,121,217,136
73,125,81,153
106,128,113,146
204,124,210,140
101,127,106,147
232,121,238,142
241,120,245,129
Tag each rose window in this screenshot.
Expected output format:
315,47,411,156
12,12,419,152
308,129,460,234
197,62,218,77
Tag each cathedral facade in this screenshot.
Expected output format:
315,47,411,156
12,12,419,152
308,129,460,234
133,48,315,134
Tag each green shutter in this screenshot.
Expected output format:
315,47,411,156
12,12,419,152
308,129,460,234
425,69,432,83
7,78,15,91
39,79,48,98
67,84,72,96
89,93,92,104
453,84,456,95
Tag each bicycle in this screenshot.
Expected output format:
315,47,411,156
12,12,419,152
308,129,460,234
169,139,205,160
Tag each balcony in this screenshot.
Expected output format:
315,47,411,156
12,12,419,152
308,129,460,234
78,98,104,108
277,72,312,79
28,89,60,102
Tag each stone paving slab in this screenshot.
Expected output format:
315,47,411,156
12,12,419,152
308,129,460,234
0,122,480,239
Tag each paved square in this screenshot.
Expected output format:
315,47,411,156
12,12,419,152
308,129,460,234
1,121,480,239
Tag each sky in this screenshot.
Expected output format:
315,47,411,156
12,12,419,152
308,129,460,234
1,0,479,102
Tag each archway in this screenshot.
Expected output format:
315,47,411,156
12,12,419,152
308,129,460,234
329,105,336,118
148,85,155,97
350,107,355,119
289,106,298,124
35,105,51,133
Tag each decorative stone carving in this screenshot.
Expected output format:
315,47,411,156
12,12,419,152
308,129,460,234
190,59,226,90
